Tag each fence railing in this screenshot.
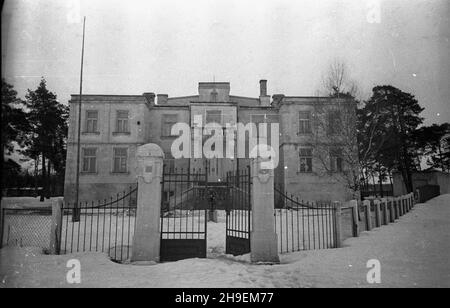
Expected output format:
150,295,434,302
341,192,416,243
274,188,338,253
59,186,137,262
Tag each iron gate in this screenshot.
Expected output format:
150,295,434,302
59,186,137,262
225,166,252,256
160,168,209,262
274,187,337,253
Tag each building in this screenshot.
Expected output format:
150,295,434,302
393,169,450,196
64,80,357,204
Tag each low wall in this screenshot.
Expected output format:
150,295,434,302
341,192,416,243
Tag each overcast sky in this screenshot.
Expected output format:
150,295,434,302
2,0,449,125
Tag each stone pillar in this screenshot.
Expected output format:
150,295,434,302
250,157,279,263
334,202,342,247
131,143,164,263
50,197,63,254
393,198,399,219
374,199,381,228
399,197,404,216
381,198,388,225
350,200,359,237
363,200,372,231
389,197,395,222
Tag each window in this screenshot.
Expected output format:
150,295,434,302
298,111,312,134
328,110,342,135
206,110,222,124
82,148,97,173
299,148,313,173
115,110,129,133
85,110,98,133
161,114,178,137
330,148,343,172
113,148,128,173
210,90,218,102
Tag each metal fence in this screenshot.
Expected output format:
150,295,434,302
59,186,137,262
274,188,337,253
1,207,52,249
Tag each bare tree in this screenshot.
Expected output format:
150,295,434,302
312,98,361,200
322,59,359,99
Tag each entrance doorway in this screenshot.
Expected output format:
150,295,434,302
159,166,252,262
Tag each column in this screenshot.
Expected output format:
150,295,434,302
131,143,164,263
250,157,279,263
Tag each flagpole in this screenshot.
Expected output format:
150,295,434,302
73,16,86,222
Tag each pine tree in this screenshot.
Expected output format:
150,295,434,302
363,85,424,193
24,78,68,200
2,79,29,201
1,78,29,154
413,123,450,172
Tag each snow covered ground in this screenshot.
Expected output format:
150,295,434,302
1,194,449,288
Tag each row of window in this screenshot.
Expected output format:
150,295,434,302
298,148,343,173
82,147,128,173
81,146,342,174
83,109,342,137
298,110,342,135
85,110,130,133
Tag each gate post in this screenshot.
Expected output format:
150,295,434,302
381,198,388,225
374,199,381,228
400,196,404,216
334,201,342,247
389,197,395,222
131,143,164,263
363,200,372,231
350,200,359,237
50,197,63,254
250,157,279,263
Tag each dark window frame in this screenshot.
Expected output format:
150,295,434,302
206,110,222,124
161,114,179,137
298,111,312,134
82,147,97,173
298,148,313,173
328,110,342,136
330,148,343,173
112,147,128,173
85,110,99,133
115,110,130,133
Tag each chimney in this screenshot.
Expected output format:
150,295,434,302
259,79,267,96
142,92,155,105
259,79,270,106
157,94,168,104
